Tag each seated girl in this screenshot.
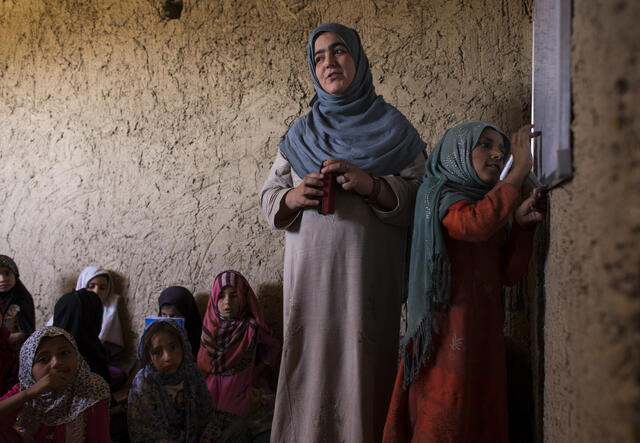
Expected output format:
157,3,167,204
0,255,35,347
50,282,129,441
128,318,249,443
383,122,544,442
197,270,280,439
76,267,125,358
48,266,127,388
53,289,112,386
0,326,110,442
158,286,203,359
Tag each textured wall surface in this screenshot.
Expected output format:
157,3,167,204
543,0,640,441
3,0,638,440
0,0,532,347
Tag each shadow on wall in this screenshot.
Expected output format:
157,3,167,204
503,192,550,443
60,275,78,295
505,336,534,443
256,283,283,343
149,0,183,20
194,292,209,320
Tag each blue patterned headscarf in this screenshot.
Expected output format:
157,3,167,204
128,318,218,442
401,121,510,387
279,22,426,178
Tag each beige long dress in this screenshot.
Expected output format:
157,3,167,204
259,151,425,443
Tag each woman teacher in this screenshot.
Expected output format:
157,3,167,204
259,23,426,442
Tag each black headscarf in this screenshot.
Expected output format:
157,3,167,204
53,289,111,385
158,286,202,359
0,255,35,338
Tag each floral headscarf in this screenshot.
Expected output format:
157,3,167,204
17,327,109,433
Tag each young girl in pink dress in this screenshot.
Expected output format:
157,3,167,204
0,326,110,442
197,270,280,439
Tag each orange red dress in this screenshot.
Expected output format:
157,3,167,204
383,182,535,443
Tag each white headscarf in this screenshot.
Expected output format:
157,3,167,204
75,266,124,351
75,266,112,297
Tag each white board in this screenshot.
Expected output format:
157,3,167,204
531,0,573,188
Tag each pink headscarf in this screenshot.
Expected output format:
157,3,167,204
197,270,269,376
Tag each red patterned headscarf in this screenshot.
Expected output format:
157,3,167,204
197,270,269,376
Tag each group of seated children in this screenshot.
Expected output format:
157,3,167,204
0,259,279,443
0,118,544,442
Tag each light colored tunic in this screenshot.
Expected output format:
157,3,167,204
259,151,425,443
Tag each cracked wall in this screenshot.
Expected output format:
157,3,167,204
0,0,532,348
3,0,638,440
543,0,640,441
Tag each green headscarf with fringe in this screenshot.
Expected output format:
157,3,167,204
401,121,511,387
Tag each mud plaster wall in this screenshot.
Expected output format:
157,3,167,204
10,1,638,441
0,0,532,346
543,0,640,441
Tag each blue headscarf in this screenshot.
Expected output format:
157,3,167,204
401,121,510,387
279,23,426,178
128,318,219,442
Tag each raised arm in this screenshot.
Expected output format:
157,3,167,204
0,375,56,420
442,182,521,242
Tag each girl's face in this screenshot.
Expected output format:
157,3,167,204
0,266,16,292
313,32,356,96
32,335,78,393
149,330,183,375
471,128,507,185
217,286,241,319
86,275,109,303
160,304,184,319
